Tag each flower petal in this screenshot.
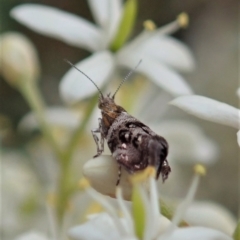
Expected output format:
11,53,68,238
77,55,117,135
14,231,49,240
11,4,103,51
83,155,132,200
18,107,81,132
88,0,110,28
237,130,240,147
152,120,219,165
68,213,121,240
184,201,237,236
170,95,240,129
105,0,123,46
160,227,232,240
117,55,193,96
88,0,122,46
88,0,122,28
60,51,115,104
138,36,195,72
236,88,240,99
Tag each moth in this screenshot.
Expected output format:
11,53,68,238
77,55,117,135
66,60,171,185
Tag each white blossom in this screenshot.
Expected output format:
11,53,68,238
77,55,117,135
11,1,194,104
170,95,240,146
71,164,232,240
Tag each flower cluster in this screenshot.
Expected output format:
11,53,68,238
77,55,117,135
0,0,238,240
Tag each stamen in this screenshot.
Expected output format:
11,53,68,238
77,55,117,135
194,164,206,176
47,193,57,206
46,195,59,240
143,20,157,31
84,202,103,220
130,166,156,185
116,187,135,236
177,12,189,28
78,178,91,189
148,176,161,239
85,186,127,236
162,165,205,239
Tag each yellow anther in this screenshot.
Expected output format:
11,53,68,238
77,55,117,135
85,202,103,218
130,166,156,184
194,164,206,176
67,201,73,212
79,178,90,189
143,20,157,31
47,193,57,206
177,12,189,28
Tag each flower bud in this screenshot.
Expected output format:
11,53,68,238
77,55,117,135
83,155,133,200
0,32,40,88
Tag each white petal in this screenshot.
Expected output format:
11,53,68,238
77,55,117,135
18,107,81,132
88,0,122,46
184,201,237,236
68,213,121,240
237,130,240,147
117,55,193,96
105,0,123,45
14,231,49,240
138,36,195,72
236,88,240,99
60,51,115,104
11,4,102,51
160,227,232,240
170,95,240,129
152,120,219,165
83,155,132,200
88,0,110,27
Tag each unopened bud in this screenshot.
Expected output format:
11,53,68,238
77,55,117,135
0,32,40,88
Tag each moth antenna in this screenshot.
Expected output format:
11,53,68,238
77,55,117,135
64,59,104,98
112,59,142,99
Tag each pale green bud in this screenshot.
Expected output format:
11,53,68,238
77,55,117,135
0,32,40,88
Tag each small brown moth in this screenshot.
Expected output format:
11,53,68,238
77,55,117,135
66,60,171,185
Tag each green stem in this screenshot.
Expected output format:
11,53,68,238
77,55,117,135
56,158,71,223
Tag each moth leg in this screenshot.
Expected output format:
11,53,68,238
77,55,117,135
160,159,171,182
116,165,122,186
91,118,104,158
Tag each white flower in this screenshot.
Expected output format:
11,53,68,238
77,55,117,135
149,120,219,165
69,171,171,240
18,107,82,133
184,201,237,236
170,95,240,145
1,151,41,236
11,1,194,104
14,231,50,240
70,165,232,240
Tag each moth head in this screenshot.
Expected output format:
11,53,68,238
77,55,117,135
98,94,118,111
